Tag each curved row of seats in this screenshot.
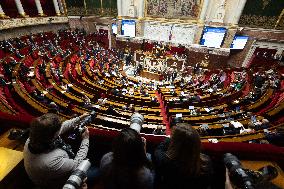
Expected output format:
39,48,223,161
0,30,283,143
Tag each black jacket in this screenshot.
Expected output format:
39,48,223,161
153,138,213,189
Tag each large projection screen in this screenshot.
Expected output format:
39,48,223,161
121,20,136,37
230,36,249,49
200,27,227,48
112,23,118,35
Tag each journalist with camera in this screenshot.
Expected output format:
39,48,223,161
100,112,155,189
224,153,278,189
23,112,95,189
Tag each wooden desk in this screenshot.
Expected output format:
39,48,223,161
0,147,23,181
140,70,160,81
241,160,284,188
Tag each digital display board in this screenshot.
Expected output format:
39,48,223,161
200,27,227,48
230,35,249,49
112,23,118,35
121,20,136,37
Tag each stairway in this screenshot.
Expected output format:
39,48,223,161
155,91,170,135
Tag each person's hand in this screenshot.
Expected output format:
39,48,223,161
225,168,234,189
81,178,88,189
81,127,89,140
79,112,90,120
141,137,147,154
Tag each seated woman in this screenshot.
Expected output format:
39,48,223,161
153,123,213,189
100,128,154,189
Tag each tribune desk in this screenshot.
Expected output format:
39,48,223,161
140,70,160,81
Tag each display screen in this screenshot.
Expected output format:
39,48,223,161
121,20,136,37
200,27,227,48
112,23,118,35
230,35,249,49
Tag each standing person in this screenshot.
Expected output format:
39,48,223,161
153,123,213,189
24,113,91,189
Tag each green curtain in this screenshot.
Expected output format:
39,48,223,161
242,0,284,16
66,0,117,16
239,0,284,29
86,0,101,8
66,0,84,15
65,0,84,7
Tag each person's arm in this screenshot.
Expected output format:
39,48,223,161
59,113,89,134
48,128,89,175
225,168,234,189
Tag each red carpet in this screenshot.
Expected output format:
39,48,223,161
156,91,170,135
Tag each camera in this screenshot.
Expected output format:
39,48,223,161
75,111,96,134
8,128,29,142
224,153,278,189
69,111,96,140
170,116,182,127
130,112,144,133
63,159,91,189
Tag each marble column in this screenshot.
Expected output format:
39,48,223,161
193,25,204,44
57,0,65,14
205,0,217,22
198,0,210,23
0,4,8,18
117,0,122,18
117,20,122,35
138,0,145,19
108,25,112,49
136,20,143,37
232,0,247,25
222,28,237,48
61,0,68,15
35,0,44,16
14,0,27,17
52,0,61,16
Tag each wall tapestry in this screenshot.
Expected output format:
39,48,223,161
239,0,284,30
146,0,202,19
144,22,197,45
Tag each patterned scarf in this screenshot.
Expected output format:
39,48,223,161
28,136,75,159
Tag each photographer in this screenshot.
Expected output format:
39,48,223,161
100,113,154,189
23,113,91,189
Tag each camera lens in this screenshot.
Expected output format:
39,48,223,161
130,113,144,133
